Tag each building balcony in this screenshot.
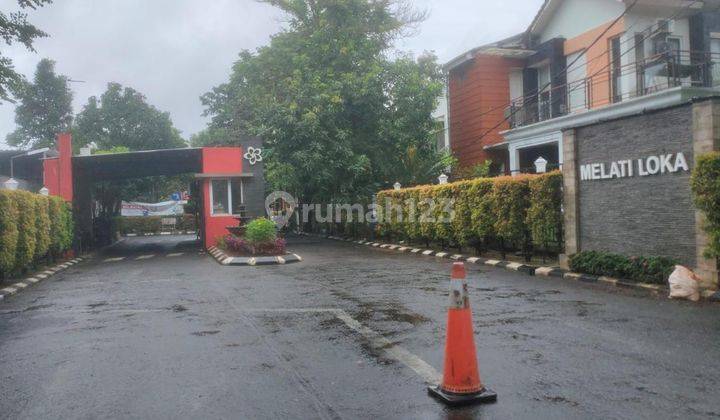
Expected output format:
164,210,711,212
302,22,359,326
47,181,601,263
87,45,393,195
506,50,720,130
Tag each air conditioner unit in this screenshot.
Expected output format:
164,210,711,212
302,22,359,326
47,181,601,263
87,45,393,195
656,20,674,35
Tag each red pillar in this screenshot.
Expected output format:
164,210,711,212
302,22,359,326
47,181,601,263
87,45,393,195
42,133,74,202
57,133,73,201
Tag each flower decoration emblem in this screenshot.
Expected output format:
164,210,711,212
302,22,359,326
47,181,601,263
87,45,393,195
243,147,263,165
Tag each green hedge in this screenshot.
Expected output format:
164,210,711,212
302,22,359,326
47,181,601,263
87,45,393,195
0,192,19,274
0,190,74,277
569,251,676,285
116,214,197,235
691,152,720,258
376,171,563,254
49,196,73,255
14,191,38,271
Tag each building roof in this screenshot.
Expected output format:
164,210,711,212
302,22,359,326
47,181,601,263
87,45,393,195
444,33,534,70
72,147,203,181
527,0,557,36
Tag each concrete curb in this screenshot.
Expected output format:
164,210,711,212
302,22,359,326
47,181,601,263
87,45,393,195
207,246,302,266
535,267,668,293
301,232,690,298
0,257,85,302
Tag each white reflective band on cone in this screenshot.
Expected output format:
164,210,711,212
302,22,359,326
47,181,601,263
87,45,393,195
449,279,469,309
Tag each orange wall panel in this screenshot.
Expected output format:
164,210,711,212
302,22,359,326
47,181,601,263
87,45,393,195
448,55,522,168
564,18,626,110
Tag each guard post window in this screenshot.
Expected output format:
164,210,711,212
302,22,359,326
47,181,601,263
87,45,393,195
210,179,244,215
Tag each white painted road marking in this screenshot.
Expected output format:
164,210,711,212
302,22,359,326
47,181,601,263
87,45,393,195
166,253,184,257
104,257,126,262
240,308,441,385
135,255,155,260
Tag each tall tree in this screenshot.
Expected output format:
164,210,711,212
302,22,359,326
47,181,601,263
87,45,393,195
73,84,188,246
189,126,231,147
74,82,186,150
0,0,52,103
6,58,73,149
377,52,449,185
201,0,444,203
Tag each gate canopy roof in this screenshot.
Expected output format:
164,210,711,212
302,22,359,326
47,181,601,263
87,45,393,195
73,148,203,181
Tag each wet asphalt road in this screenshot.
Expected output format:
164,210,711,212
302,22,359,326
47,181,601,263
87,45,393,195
1,235,719,419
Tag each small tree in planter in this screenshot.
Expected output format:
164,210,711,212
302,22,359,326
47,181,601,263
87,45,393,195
223,218,287,256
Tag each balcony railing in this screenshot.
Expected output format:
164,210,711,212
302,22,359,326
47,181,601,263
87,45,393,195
506,50,720,129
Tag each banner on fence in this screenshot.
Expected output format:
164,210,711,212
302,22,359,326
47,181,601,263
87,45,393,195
121,200,187,217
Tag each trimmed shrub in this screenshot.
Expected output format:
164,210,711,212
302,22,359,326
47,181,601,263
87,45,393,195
569,251,676,285
48,196,73,256
48,197,64,255
116,217,162,235
116,215,197,235
450,181,473,248
691,152,720,258
14,191,38,271
468,178,495,249
176,214,197,232
527,171,563,251
60,200,73,251
34,195,51,260
404,188,423,242
0,191,73,276
0,191,19,274
492,175,531,249
418,187,435,245
374,171,563,255
245,218,277,244
431,184,454,246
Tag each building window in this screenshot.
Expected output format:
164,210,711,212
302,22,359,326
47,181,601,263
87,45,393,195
566,50,587,113
665,36,681,61
710,37,720,87
635,33,646,97
537,63,552,120
610,36,622,103
210,179,244,215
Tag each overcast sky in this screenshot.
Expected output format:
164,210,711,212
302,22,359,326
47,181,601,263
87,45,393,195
0,0,542,149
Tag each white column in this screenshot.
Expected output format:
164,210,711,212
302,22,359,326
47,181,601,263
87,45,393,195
508,144,520,176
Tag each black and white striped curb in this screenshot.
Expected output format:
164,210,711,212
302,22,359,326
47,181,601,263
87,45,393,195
298,232,698,297
300,232,537,276
124,231,197,237
0,257,84,302
207,246,302,266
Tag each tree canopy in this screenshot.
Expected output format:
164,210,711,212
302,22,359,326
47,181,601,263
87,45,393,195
74,82,186,151
201,0,445,203
0,0,52,102
5,58,73,149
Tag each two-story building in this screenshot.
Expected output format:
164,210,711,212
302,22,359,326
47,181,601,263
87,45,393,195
447,0,720,174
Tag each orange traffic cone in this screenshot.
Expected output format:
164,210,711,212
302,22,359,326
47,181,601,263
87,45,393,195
428,262,497,406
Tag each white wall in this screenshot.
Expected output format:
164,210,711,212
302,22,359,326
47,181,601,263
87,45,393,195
538,0,626,43
432,92,450,151
508,131,563,175
509,69,524,104
620,14,691,99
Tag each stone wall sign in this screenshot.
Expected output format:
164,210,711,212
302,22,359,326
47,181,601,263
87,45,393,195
580,152,689,181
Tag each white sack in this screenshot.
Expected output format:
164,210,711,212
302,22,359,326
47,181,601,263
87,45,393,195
668,265,700,302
